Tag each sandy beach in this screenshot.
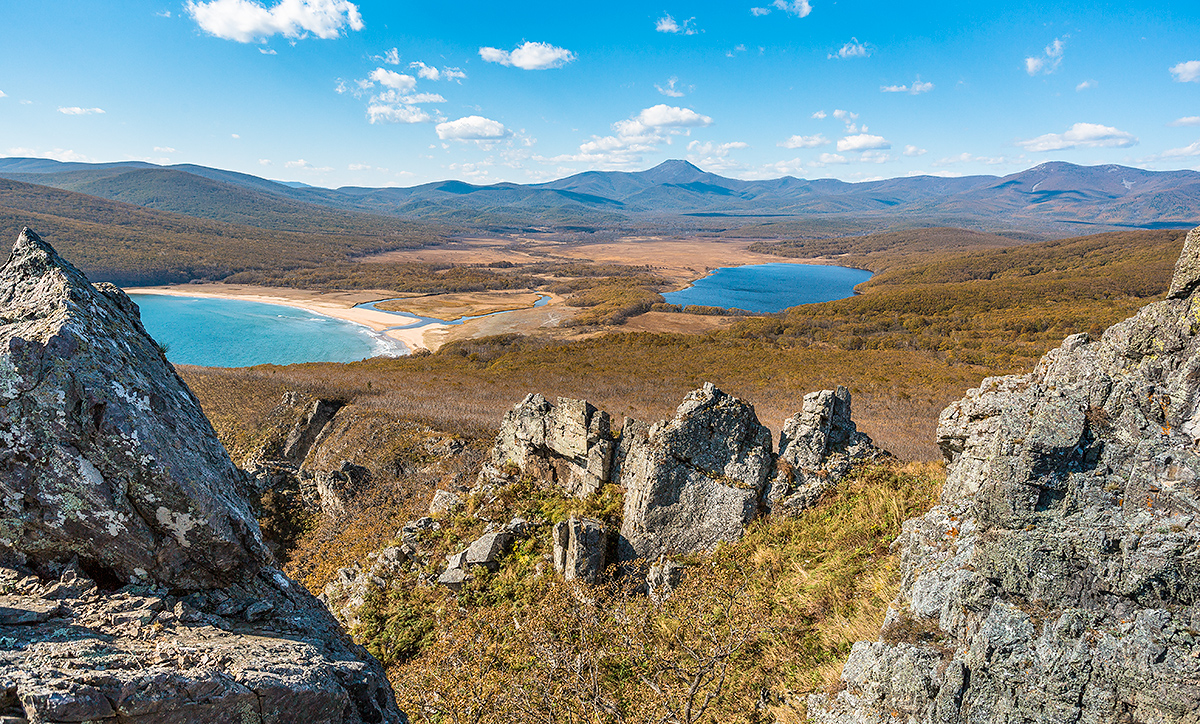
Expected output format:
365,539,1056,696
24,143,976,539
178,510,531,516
123,284,449,353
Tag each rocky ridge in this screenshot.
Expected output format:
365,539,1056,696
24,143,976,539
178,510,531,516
810,225,1200,723
0,229,402,724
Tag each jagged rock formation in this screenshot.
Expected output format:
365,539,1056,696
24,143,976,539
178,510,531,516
482,394,615,497
553,516,607,582
617,383,774,561
767,386,886,514
0,229,402,724
810,225,1200,723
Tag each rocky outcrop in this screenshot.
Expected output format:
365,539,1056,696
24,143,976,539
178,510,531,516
483,394,615,497
316,461,372,518
553,517,607,583
810,227,1200,723
767,386,886,514
283,397,344,462
0,229,402,724
617,383,774,561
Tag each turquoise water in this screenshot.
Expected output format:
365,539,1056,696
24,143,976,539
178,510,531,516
131,294,403,367
662,263,872,313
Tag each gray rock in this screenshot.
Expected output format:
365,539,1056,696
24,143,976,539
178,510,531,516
647,558,686,603
484,394,615,497
553,517,606,582
465,531,514,571
766,386,887,514
617,383,774,560
0,228,269,588
810,225,1200,724
315,461,371,518
283,398,344,461
429,488,463,516
321,546,409,629
1168,225,1200,299
0,230,403,723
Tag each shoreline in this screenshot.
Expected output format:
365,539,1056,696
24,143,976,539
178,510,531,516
123,285,447,353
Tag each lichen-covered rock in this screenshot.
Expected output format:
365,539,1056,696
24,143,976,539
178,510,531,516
316,461,371,518
0,230,403,724
321,546,409,630
553,517,606,582
484,394,615,497
617,383,773,560
810,226,1200,724
766,386,887,514
0,228,268,588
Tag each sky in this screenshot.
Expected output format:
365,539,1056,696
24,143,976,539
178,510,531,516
2,0,1199,188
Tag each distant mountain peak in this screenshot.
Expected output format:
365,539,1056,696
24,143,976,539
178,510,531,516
639,159,713,184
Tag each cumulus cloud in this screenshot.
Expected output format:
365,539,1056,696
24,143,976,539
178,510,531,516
903,145,927,157
259,47,276,54
368,68,417,92
1169,116,1200,127
479,41,575,70
750,7,770,16
58,107,105,115
285,158,333,171
552,104,714,169
656,14,697,34
436,115,509,141
813,153,847,166
1017,122,1137,152
837,133,890,151
382,47,399,65
687,140,748,157
771,0,812,17
811,110,827,119
410,61,466,82
153,146,176,153
6,147,94,163
779,134,829,148
656,77,685,97
829,38,868,60
1170,61,1200,83
184,0,364,43
1157,140,1200,158
881,79,933,94
367,104,432,124
1076,79,1097,91
1025,38,1064,75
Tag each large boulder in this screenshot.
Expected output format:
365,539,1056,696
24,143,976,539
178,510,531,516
0,229,403,724
617,383,773,560
810,228,1200,723
766,386,887,514
484,394,615,497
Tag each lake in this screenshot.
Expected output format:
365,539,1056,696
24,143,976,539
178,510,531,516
130,294,404,367
661,263,872,313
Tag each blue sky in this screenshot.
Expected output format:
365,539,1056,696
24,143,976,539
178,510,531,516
2,0,1199,187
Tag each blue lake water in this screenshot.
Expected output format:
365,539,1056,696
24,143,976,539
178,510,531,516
662,263,872,313
130,294,404,367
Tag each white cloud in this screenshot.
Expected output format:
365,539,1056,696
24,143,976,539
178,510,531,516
750,7,770,15
1025,38,1065,76
285,158,332,171
829,38,868,60
383,47,399,65
1017,122,1137,152
348,163,371,170
436,115,509,141
903,145,927,157
687,140,748,157
368,68,417,92
859,150,892,163
655,77,685,97
6,147,95,163
259,47,276,54
231,133,240,138
656,14,697,34
410,61,466,82
881,79,933,94
933,153,1012,166
814,153,847,165
1170,61,1200,83
0,91,6,98
832,109,857,121
779,134,829,149
184,0,364,43
58,107,105,115
811,110,827,119
153,146,176,153
367,104,432,124
1076,79,1097,91
156,10,172,17
726,44,746,57
771,0,812,17
258,158,272,165
1157,140,1200,158
1170,116,1200,127
837,133,890,151
479,41,575,70
636,104,712,128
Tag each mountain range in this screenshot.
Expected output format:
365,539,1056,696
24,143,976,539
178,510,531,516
1,157,1198,235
